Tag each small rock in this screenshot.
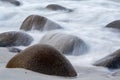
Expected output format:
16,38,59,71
0,31,33,47
46,4,73,12
106,20,120,29
1,0,21,6
7,47,21,53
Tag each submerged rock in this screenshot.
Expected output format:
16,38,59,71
106,20,120,29
94,49,120,69
7,47,21,53
6,44,77,77
0,31,33,47
40,32,88,55
46,4,73,12
20,15,62,31
1,0,21,6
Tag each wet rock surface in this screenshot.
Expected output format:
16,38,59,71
0,0,21,6
94,49,120,69
40,32,88,55
106,20,120,29
20,15,62,31
46,4,73,12
0,31,33,47
6,44,77,77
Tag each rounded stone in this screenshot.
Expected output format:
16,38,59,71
6,44,77,77
94,49,120,69
1,0,21,6
0,31,33,47
106,20,120,29
20,15,62,31
40,32,88,55
46,4,73,12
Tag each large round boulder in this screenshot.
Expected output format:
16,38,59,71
20,15,62,31
40,32,88,55
46,4,73,12
0,31,33,47
105,20,120,29
94,49,120,69
6,44,77,77
1,0,21,6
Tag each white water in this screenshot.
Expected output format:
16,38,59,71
1,0,120,79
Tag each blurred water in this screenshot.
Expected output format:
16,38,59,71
0,0,120,67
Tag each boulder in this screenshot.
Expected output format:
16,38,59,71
40,32,88,55
0,31,33,47
0,47,16,63
6,44,77,77
20,15,62,31
1,0,21,6
106,20,120,29
46,4,73,12
94,49,120,69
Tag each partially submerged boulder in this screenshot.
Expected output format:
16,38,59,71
40,32,88,55
94,49,120,69
0,31,33,47
1,0,21,6
20,15,62,31
106,20,120,29
46,4,73,12
6,44,77,77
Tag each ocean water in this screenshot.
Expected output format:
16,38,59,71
0,0,120,80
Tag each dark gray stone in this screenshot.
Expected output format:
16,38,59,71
0,31,33,47
1,0,21,6
106,20,120,29
46,4,73,12
40,32,88,55
94,49,120,69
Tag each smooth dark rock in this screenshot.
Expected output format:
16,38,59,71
94,49,120,69
40,32,88,55
6,44,77,77
46,4,73,12
20,15,62,31
106,20,120,29
1,0,21,6
0,31,33,47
